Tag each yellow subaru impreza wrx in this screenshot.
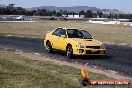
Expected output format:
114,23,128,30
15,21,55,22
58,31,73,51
44,27,106,58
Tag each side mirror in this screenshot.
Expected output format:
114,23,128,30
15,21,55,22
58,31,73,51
61,35,66,38
46,31,51,33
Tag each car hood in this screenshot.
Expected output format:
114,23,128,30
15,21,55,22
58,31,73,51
71,38,103,46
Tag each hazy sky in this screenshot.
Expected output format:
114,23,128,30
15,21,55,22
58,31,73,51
0,0,132,12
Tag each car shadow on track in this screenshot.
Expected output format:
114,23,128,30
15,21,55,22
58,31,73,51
48,50,111,60
71,55,111,60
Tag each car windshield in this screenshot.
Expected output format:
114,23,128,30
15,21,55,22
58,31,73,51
67,29,93,39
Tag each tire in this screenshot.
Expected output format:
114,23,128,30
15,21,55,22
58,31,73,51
46,42,52,53
80,78,90,86
66,45,73,59
99,55,105,59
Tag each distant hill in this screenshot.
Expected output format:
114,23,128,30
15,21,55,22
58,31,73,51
32,6,101,12
32,6,131,14
101,9,130,14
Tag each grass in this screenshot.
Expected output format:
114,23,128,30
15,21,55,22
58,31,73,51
0,21,132,44
0,48,132,88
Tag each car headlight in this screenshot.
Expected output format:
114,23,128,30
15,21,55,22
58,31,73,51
78,43,84,48
101,43,105,49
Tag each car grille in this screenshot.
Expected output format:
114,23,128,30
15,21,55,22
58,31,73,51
86,50,101,54
86,46,100,49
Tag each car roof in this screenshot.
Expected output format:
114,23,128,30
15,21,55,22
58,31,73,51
57,27,81,30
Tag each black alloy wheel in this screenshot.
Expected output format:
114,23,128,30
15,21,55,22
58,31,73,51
46,42,52,53
66,45,73,59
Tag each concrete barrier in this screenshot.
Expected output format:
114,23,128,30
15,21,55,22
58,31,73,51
89,20,117,25
89,20,103,24
115,22,128,26
101,21,117,25
89,20,132,27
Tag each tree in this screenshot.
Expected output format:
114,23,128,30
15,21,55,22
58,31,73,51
86,10,93,18
63,10,68,15
79,10,85,15
35,9,47,16
128,14,132,19
8,4,15,15
32,10,37,16
99,12,103,18
42,9,48,16
8,4,15,8
4,7,11,15
56,12,62,17
15,7,25,15
97,11,103,18
25,10,34,16
52,10,56,16
0,7,5,14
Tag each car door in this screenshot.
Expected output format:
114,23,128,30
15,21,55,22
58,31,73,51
52,28,67,51
57,29,67,51
51,28,61,49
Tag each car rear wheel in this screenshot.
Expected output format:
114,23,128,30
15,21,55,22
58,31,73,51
99,55,105,59
66,45,73,59
46,42,52,53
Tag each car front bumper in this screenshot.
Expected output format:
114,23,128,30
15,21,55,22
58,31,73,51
73,48,106,55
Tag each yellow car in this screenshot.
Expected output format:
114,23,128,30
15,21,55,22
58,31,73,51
44,27,106,58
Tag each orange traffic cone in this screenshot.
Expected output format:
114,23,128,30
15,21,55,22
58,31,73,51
80,68,90,86
81,68,89,78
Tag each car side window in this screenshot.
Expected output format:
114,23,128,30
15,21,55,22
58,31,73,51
52,29,60,36
52,28,66,36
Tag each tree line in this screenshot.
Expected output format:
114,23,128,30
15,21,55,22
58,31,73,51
0,5,103,17
0,4,132,19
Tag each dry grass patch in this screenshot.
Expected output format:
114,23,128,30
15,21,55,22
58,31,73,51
0,21,132,44
0,48,132,88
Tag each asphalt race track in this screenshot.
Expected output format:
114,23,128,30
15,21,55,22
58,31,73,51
0,35,132,76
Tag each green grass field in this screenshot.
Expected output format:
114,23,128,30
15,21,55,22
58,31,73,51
0,48,131,88
0,21,132,44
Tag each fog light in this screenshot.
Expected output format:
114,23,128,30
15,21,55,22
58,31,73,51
102,51,105,54
79,49,84,53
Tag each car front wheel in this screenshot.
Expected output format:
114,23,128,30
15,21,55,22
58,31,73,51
66,45,73,59
46,42,52,53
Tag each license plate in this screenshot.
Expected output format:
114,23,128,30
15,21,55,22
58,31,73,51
91,50,97,52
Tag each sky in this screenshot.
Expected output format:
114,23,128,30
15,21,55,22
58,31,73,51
0,0,132,12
